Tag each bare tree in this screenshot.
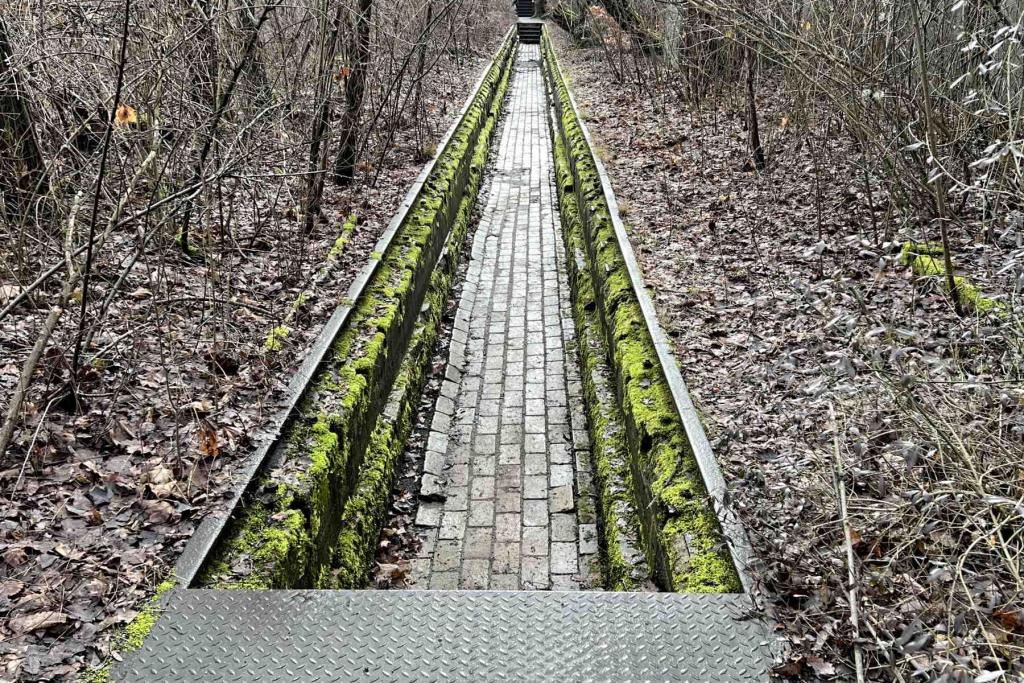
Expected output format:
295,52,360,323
333,0,373,184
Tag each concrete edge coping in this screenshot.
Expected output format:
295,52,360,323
172,27,518,586
541,28,758,595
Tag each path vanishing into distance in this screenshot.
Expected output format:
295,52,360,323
10,0,1021,680
409,45,599,591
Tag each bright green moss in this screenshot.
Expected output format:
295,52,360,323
332,420,399,587
81,580,177,682
901,241,1005,315
200,496,310,589
329,62,507,587
264,325,290,351
556,124,647,591
327,214,359,262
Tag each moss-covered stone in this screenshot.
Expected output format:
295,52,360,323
542,31,740,593
196,34,517,590
555,123,648,592
331,48,511,587
327,214,359,263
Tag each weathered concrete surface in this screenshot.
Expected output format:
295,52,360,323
412,45,600,591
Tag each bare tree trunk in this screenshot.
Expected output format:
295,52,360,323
177,0,220,253
302,0,344,234
333,0,372,185
179,0,276,253
910,0,960,315
663,3,682,70
0,16,46,201
745,45,765,171
412,3,434,158
238,0,273,106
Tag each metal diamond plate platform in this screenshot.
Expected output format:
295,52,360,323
114,590,773,682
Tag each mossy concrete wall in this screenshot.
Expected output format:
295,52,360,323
562,186,651,591
541,32,741,593
197,34,517,590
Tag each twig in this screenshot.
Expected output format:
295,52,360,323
71,0,133,375
831,403,866,683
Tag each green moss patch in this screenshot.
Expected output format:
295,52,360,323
901,241,1005,316
543,32,740,593
81,580,177,683
330,76,505,585
564,212,650,590
264,324,291,351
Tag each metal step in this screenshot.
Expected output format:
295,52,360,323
116,589,774,682
517,19,543,44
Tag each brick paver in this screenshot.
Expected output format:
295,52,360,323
411,45,599,591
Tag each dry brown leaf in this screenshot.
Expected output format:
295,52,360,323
10,610,67,634
115,104,138,126
198,421,220,458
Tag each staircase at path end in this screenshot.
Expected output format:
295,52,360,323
517,18,543,44
516,0,541,44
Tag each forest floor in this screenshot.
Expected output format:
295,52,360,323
554,29,1024,683
0,52,492,681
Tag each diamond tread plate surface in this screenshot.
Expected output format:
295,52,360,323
115,589,773,682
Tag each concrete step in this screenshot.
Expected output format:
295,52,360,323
116,589,775,681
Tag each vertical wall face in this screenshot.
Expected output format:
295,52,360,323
194,35,518,591
541,31,743,593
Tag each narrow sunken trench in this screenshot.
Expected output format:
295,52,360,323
380,44,602,591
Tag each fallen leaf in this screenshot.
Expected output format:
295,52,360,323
140,499,178,524
807,655,836,677
772,658,807,679
10,610,68,634
975,672,1004,683
115,104,138,126
198,421,220,458
992,608,1024,634
3,547,28,567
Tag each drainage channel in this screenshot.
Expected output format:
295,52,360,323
390,44,599,592
105,26,774,683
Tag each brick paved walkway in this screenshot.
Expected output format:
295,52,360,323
409,45,599,591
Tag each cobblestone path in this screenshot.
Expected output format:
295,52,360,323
409,45,600,591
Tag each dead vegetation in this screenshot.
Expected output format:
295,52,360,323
549,1,1024,678
0,1,509,678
